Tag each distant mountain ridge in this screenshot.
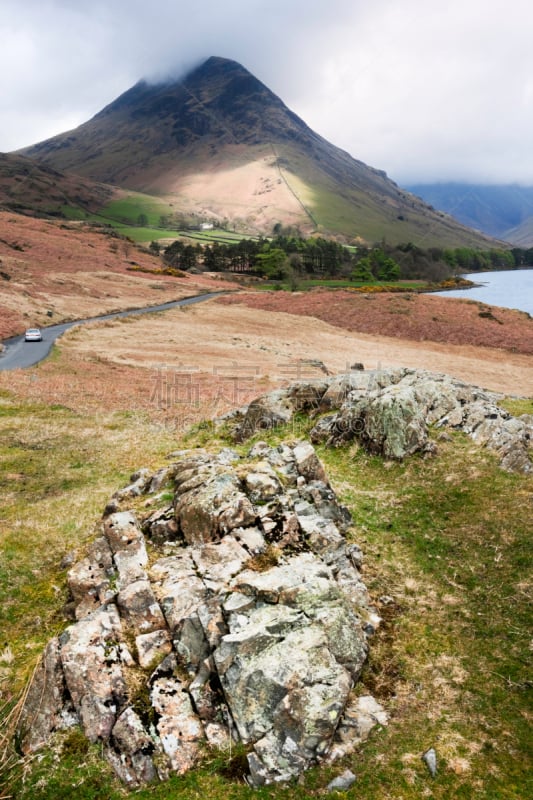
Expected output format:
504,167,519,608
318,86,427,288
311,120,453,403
18,57,496,246
407,182,533,246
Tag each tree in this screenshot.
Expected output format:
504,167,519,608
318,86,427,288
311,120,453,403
352,248,401,282
255,248,288,279
351,257,375,282
377,257,401,281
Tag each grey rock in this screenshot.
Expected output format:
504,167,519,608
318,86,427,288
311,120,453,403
309,369,531,471
217,617,352,781
232,525,267,554
327,769,357,792
151,677,204,774
103,497,121,517
67,536,115,619
117,579,167,634
135,628,173,669
59,550,77,569
188,657,223,722
148,466,172,493
143,507,180,544
315,383,429,460
286,378,330,409
174,613,210,673
327,695,389,763
175,469,256,545
107,707,159,785
244,463,283,502
320,371,377,410
104,511,145,553
191,536,251,590
113,468,153,501
59,605,129,742
113,542,149,589
17,638,75,753
309,414,337,444
293,440,329,484
149,552,207,632
234,388,296,441
16,436,385,786
359,385,429,459
422,746,438,777
232,552,330,604
520,413,533,438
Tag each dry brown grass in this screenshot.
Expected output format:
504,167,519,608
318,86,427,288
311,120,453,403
3,297,527,403
220,289,533,354
0,211,233,339
155,151,312,233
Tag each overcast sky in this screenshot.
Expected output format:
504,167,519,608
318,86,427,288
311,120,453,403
2,0,532,186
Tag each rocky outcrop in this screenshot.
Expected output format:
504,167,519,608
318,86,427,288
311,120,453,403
18,442,385,787
232,380,329,442
227,368,532,473
17,367,530,790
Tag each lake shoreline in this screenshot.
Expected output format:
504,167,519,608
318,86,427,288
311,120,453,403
431,268,533,315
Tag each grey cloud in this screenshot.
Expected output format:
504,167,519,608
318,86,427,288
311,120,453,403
2,0,532,185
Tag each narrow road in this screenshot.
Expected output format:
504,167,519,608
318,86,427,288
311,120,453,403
0,292,225,371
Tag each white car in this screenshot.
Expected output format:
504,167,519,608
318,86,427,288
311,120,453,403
24,328,43,342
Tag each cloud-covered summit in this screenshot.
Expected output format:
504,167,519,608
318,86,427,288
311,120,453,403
2,0,532,185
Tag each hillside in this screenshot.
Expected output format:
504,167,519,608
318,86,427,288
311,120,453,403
218,290,533,356
502,215,533,247
0,209,231,339
19,57,497,247
0,152,115,218
407,182,533,245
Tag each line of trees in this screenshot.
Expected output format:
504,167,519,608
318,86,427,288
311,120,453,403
163,236,355,278
160,235,533,282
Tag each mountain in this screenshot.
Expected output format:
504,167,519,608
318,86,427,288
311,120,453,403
0,152,114,218
502,216,533,247
406,182,533,246
19,57,497,247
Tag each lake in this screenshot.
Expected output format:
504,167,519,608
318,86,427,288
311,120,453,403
432,269,533,315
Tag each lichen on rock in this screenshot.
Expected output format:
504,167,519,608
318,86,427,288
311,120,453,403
228,368,532,472
17,438,383,787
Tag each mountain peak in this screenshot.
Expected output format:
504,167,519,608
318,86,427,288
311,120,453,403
18,59,497,247
91,54,289,141
189,55,253,77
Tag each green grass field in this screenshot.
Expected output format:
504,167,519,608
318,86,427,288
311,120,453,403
62,193,262,245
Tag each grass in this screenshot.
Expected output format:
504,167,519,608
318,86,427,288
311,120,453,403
499,397,533,416
317,436,532,799
0,395,180,693
62,199,261,245
1,390,532,799
62,190,264,245
273,144,490,249
257,279,426,291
